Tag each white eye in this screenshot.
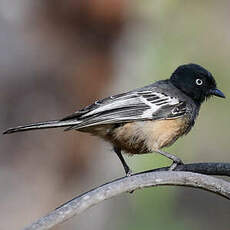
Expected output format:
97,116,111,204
196,79,203,85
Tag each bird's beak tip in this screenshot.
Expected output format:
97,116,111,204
210,88,225,98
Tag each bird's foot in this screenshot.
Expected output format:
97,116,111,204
125,168,133,177
169,158,184,171
155,149,183,171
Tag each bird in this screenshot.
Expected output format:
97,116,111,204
3,63,225,176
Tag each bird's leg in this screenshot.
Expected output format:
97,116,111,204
155,149,184,170
113,146,132,176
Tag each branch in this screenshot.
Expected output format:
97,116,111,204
23,162,230,230
145,162,230,175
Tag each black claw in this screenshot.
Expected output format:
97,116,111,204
169,159,184,171
125,169,132,177
175,159,184,165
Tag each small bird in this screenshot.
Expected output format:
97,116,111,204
3,64,225,175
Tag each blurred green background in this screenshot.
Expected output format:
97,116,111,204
1,0,229,229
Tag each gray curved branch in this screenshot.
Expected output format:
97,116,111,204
23,162,230,230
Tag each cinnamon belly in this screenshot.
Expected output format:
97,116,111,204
110,117,190,154
79,116,190,155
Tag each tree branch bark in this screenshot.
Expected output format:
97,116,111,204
23,162,230,230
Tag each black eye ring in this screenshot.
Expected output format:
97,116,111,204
196,79,203,86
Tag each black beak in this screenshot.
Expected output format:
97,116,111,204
210,88,225,98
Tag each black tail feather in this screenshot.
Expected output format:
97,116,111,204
3,120,79,134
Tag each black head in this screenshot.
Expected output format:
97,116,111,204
170,63,225,104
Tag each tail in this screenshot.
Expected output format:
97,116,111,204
3,120,79,134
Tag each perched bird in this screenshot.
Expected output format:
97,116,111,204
3,64,225,175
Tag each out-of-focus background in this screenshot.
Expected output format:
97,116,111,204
1,1,229,229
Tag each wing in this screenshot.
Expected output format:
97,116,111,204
61,90,187,130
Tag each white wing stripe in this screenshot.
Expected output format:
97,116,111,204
81,91,180,120
141,92,179,118
81,93,142,117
